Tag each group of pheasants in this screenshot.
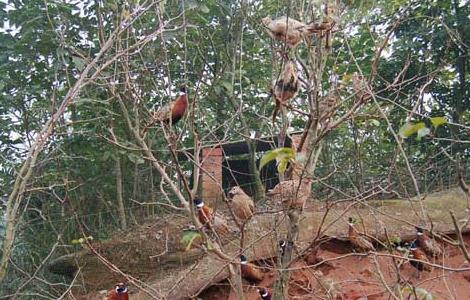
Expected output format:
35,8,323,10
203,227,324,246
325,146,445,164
105,14,437,300
141,15,335,134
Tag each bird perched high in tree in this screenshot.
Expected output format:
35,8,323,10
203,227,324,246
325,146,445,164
261,16,332,48
348,217,375,253
108,283,129,300
272,60,299,122
227,186,255,223
240,255,264,284
415,227,443,258
143,86,188,133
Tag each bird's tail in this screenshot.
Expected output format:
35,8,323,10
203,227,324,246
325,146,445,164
272,101,280,123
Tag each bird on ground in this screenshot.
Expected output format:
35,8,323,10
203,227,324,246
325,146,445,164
240,255,264,284
193,198,230,236
257,287,272,300
267,178,312,209
272,60,299,123
348,217,375,252
227,186,255,223
415,227,443,258
143,86,188,133
261,16,332,48
409,241,431,278
108,282,129,300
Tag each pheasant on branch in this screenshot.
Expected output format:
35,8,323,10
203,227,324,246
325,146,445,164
193,198,230,237
227,186,255,223
142,86,188,134
272,60,299,123
261,16,333,48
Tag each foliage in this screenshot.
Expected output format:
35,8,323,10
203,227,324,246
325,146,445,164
399,116,448,140
0,0,468,297
259,147,296,174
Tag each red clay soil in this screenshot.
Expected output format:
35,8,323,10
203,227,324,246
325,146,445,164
200,236,470,300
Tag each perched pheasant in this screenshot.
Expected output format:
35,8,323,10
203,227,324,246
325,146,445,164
415,227,443,258
352,73,372,103
240,255,264,284
409,242,431,278
257,287,272,300
194,198,213,225
193,198,230,236
261,16,332,48
267,178,311,209
108,283,129,300
314,88,339,125
227,186,255,222
348,217,375,252
143,86,188,133
272,60,299,122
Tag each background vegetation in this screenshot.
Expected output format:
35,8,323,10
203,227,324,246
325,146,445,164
0,0,468,298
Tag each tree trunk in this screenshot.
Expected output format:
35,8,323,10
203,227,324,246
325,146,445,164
115,155,127,230
247,138,265,202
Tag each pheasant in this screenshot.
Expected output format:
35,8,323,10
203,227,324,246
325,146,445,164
143,86,188,133
409,241,431,278
227,186,255,222
193,198,229,236
267,178,311,209
240,255,264,284
415,227,443,258
261,16,332,48
348,217,375,252
108,282,129,300
257,287,272,300
272,60,299,122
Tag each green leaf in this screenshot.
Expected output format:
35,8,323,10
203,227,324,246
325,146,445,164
180,230,202,251
430,116,447,127
198,4,210,13
370,119,380,126
416,127,431,140
72,56,85,71
399,122,426,138
278,159,288,174
259,147,296,171
402,287,436,300
221,81,233,94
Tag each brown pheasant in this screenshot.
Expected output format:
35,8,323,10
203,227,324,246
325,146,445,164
267,178,311,209
227,186,255,223
348,217,375,252
143,86,188,133
240,255,264,284
415,227,443,258
261,16,332,48
272,60,299,122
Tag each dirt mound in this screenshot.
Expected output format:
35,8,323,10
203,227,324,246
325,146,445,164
201,235,470,299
